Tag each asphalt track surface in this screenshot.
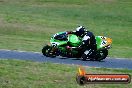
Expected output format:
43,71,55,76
0,49,132,70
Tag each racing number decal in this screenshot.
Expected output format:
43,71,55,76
101,36,105,40
100,36,107,46
51,42,59,47
101,40,107,46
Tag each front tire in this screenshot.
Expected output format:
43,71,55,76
42,45,51,57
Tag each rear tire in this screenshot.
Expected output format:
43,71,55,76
81,50,90,61
81,49,108,61
81,54,87,61
95,49,108,61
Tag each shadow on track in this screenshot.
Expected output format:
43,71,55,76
58,56,105,62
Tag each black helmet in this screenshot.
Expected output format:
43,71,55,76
76,26,86,36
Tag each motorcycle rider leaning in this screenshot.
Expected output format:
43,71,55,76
66,26,97,56
53,26,97,57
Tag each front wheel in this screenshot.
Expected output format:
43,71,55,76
42,45,57,57
42,45,51,57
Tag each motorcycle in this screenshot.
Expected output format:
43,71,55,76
42,32,112,61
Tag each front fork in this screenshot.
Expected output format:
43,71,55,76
49,46,59,56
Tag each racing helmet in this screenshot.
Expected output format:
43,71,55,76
76,26,86,36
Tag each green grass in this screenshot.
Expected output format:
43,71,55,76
0,59,132,88
0,0,132,58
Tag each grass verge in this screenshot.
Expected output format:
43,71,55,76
0,0,132,58
0,59,132,88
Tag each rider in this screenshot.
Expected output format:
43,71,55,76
66,26,97,56
53,26,97,56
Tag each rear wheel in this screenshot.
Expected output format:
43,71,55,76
81,50,90,61
95,49,108,61
81,49,108,61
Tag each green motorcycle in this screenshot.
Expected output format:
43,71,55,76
42,32,112,61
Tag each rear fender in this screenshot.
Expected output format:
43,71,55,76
96,36,112,50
